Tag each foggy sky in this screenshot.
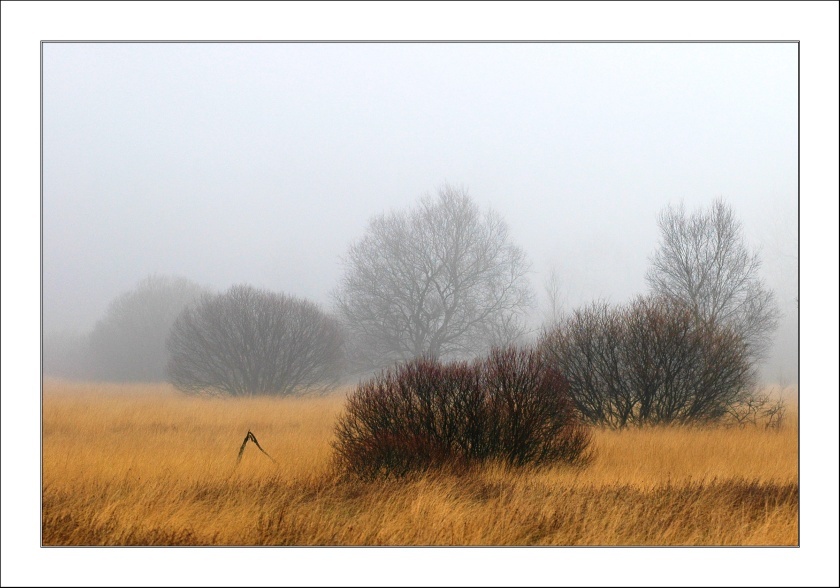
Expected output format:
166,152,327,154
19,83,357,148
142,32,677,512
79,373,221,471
42,42,799,380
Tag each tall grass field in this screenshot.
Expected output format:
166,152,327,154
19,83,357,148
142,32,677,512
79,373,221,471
42,379,798,546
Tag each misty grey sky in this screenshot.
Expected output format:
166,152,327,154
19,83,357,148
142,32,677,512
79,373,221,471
42,41,798,377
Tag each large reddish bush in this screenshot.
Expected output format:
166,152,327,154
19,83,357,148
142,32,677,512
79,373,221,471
333,347,591,479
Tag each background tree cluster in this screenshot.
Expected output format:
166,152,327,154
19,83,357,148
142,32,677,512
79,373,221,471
43,275,209,382
88,275,211,381
44,188,781,417
539,198,780,427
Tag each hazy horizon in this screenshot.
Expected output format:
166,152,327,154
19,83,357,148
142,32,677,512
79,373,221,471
42,41,798,382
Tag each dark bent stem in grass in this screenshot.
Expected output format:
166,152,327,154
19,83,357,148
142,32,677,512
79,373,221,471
236,430,279,466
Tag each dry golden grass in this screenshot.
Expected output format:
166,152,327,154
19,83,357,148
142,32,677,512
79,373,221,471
42,379,798,546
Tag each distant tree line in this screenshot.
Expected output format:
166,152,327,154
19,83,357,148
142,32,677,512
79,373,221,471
44,188,781,429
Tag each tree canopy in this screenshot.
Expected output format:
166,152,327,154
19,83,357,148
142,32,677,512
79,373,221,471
333,184,534,373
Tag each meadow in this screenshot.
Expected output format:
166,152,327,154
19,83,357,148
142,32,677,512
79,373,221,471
42,379,798,546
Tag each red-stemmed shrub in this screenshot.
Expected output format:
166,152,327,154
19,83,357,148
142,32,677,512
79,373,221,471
333,347,591,479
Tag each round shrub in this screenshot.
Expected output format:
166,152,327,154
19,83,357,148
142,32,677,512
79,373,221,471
539,295,755,428
167,284,345,396
332,346,591,479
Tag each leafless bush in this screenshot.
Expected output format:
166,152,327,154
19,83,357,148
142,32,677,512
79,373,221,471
332,346,591,479
482,347,591,466
540,296,756,428
167,285,345,397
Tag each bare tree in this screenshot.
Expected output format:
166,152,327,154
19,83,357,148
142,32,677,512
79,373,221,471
333,184,534,373
88,274,211,381
646,199,780,362
167,285,345,397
